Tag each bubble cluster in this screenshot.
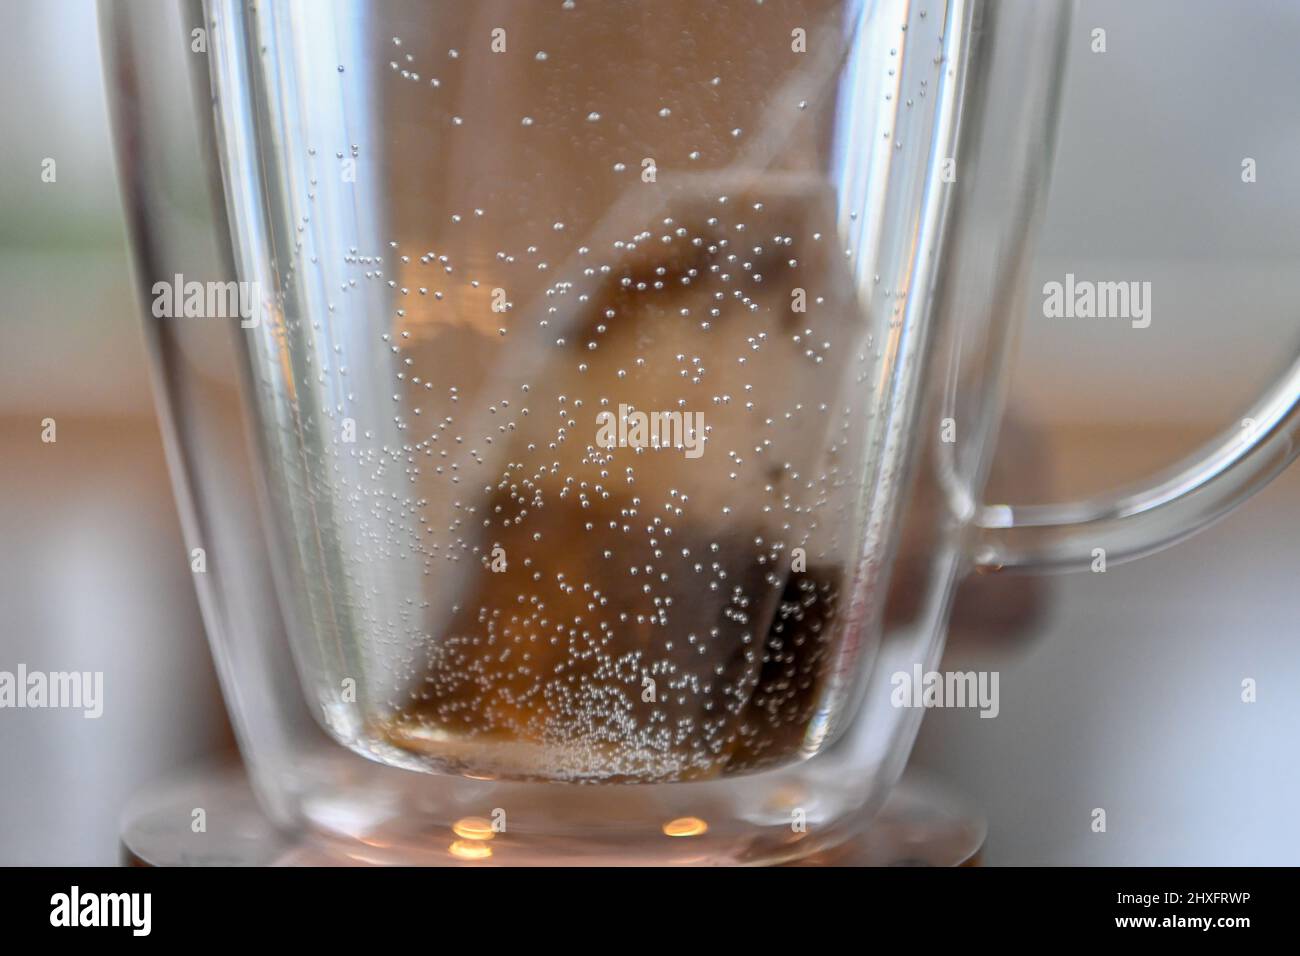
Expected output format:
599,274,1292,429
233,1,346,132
258,0,891,783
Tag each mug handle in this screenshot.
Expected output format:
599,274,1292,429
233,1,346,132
973,350,1300,572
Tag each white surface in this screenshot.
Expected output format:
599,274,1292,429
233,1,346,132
914,432,1300,865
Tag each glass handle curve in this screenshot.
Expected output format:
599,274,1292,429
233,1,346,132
972,348,1300,572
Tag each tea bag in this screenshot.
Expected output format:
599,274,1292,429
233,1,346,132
385,180,862,781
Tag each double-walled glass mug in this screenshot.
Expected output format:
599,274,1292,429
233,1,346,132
101,0,1300,865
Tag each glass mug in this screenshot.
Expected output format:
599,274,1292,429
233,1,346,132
100,0,1300,864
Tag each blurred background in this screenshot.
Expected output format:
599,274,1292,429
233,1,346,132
1,0,1297,864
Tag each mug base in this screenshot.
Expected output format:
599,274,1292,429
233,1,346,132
120,759,984,867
